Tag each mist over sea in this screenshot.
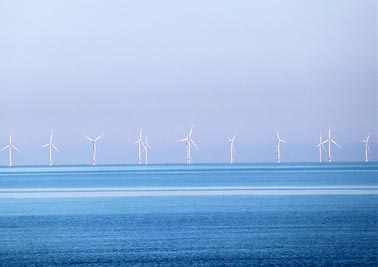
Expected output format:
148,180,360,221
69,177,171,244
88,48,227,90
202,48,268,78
0,163,377,266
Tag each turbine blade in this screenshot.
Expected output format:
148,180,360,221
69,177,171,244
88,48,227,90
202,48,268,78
94,134,103,142
145,138,152,149
321,145,327,152
177,138,188,142
276,129,280,140
12,145,20,152
189,126,193,138
280,139,286,143
1,145,9,151
41,144,50,148
83,135,93,142
191,139,199,149
367,144,371,154
52,144,60,152
331,139,341,148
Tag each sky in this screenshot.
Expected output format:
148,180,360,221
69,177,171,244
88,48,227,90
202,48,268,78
0,0,377,165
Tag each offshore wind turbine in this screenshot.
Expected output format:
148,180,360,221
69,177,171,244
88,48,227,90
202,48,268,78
1,132,20,167
228,135,236,164
362,134,370,162
83,133,104,165
324,126,341,162
135,128,144,165
316,132,327,162
41,129,59,166
177,125,199,164
142,137,152,165
276,129,286,163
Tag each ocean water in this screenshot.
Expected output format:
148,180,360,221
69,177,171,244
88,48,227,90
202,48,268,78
0,163,377,266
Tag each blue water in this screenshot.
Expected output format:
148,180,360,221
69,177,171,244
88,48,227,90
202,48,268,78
0,163,377,266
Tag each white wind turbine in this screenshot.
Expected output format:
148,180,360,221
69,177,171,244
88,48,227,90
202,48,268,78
228,135,236,164
142,137,152,165
83,133,104,165
324,126,341,162
135,128,144,165
42,129,59,166
276,129,286,163
1,132,20,167
177,125,199,164
316,132,327,162
362,134,370,162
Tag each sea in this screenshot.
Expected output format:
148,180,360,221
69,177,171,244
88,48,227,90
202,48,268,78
0,163,377,267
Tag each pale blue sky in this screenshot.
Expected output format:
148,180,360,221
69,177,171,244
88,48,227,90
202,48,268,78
0,0,377,165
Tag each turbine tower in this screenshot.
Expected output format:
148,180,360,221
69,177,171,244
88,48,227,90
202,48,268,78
316,132,327,162
362,134,370,162
42,129,60,166
1,132,20,167
276,129,286,163
177,125,198,164
142,137,152,165
83,133,104,165
135,128,144,165
228,135,236,164
324,126,341,162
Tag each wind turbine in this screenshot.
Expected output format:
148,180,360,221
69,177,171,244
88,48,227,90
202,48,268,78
142,137,152,165
41,129,59,166
324,126,341,162
83,133,104,165
228,135,236,164
316,132,327,162
276,129,286,163
177,125,198,164
362,134,370,162
1,132,20,167
135,128,144,165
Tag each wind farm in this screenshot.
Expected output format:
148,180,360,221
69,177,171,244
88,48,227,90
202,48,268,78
0,1,376,266
0,126,376,166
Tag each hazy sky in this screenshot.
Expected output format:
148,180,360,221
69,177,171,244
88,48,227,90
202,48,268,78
0,0,377,165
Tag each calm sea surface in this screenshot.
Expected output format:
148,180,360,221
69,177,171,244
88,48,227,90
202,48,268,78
0,163,377,266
